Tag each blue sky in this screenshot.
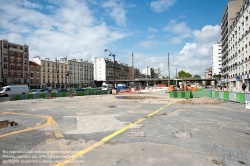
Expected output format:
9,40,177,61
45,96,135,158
0,0,228,77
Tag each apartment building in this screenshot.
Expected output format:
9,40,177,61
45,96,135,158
28,61,41,89
221,0,242,86
227,0,250,90
94,57,130,84
0,39,29,85
129,67,140,80
154,67,161,78
33,56,68,88
204,67,212,78
212,42,222,76
142,67,154,78
66,59,94,87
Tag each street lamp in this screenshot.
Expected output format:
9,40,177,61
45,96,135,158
104,49,116,89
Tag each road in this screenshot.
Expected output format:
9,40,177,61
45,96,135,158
0,91,249,166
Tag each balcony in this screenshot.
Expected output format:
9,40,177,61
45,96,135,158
9,47,23,53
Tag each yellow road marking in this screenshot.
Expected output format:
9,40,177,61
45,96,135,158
54,103,170,166
0,111,53,138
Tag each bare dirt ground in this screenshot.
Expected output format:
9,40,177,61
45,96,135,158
176,96,223,105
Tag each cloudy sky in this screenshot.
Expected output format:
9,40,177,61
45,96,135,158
0,0,227,77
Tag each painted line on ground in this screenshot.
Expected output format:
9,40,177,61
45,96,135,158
0,111,52,138
54,103,171,166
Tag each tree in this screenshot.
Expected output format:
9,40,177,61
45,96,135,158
213,74,221,80
178,70,192,78
193,75,201,78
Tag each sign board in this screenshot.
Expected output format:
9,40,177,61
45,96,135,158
236,76,241,81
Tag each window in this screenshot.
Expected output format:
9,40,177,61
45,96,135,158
31,79,33,83
3,57,7,62
24,47,28,52
17,53,21,57
10,52,14,56
3,43,7,48
4,64,7,69
3,50,7,55
11,59,14,63
17,73,21,77
11,65,15,69
24,66,28,70
11,72,14,76
24,60,28,64
17,59,21,64
24,54,28,58
17,66,21,70
31,73,33,77
31,66,33,71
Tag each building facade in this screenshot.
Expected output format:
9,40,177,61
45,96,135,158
142,67,154,78
154,67,161,78
34,57,68,88
28,61,41,89
212,42,222,76
94,57,130,85
204,67,212,78
221,0,242,86
227,0,250,90
66,59,94,87
0,39,29,85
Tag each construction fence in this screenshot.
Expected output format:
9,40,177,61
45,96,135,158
169,90,248,103
9,89,109,101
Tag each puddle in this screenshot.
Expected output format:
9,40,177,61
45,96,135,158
116,96,159,99
0,120,18,129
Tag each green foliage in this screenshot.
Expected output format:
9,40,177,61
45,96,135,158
178,70,192,78
213,74,221,80
193,75,201,78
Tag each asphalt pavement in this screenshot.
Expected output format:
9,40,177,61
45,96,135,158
0,91,249,166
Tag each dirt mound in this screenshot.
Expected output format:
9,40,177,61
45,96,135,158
177,97,222,105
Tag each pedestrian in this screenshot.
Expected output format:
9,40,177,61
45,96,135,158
242,83,246,92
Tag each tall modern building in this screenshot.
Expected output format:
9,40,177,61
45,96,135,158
0,39,29,85
212,42,222,76
221,0,242,86
142,67,154,78
94,57,130,84
227,0,250,90
154,67,161,78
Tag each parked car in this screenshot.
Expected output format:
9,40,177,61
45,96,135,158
31,89,48,94
54,89,68,93
74,88,85,92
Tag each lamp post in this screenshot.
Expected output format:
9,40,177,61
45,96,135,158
104,49,116,89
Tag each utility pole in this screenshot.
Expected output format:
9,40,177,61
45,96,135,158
132,52,134,88
168,53,170,87
146,66,148,87
176,68,177,85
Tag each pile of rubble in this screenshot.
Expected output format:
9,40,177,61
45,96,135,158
177,97,223,105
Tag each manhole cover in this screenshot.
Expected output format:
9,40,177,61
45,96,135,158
116,96,159,99
0,120,18,129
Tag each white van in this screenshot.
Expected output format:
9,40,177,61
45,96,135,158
0,85,29,97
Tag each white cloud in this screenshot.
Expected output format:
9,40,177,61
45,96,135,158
147,34,155,39
138,40,165,48
150,0,176,13
193,25,221,43
0,0,129,63
102,0,127,27
148,27,157,33
163,20,192,40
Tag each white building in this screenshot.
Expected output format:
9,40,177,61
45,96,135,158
154,67,161,78
94,57,130,84
212,42,222,76
227,0,250,90
142,67,154,78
